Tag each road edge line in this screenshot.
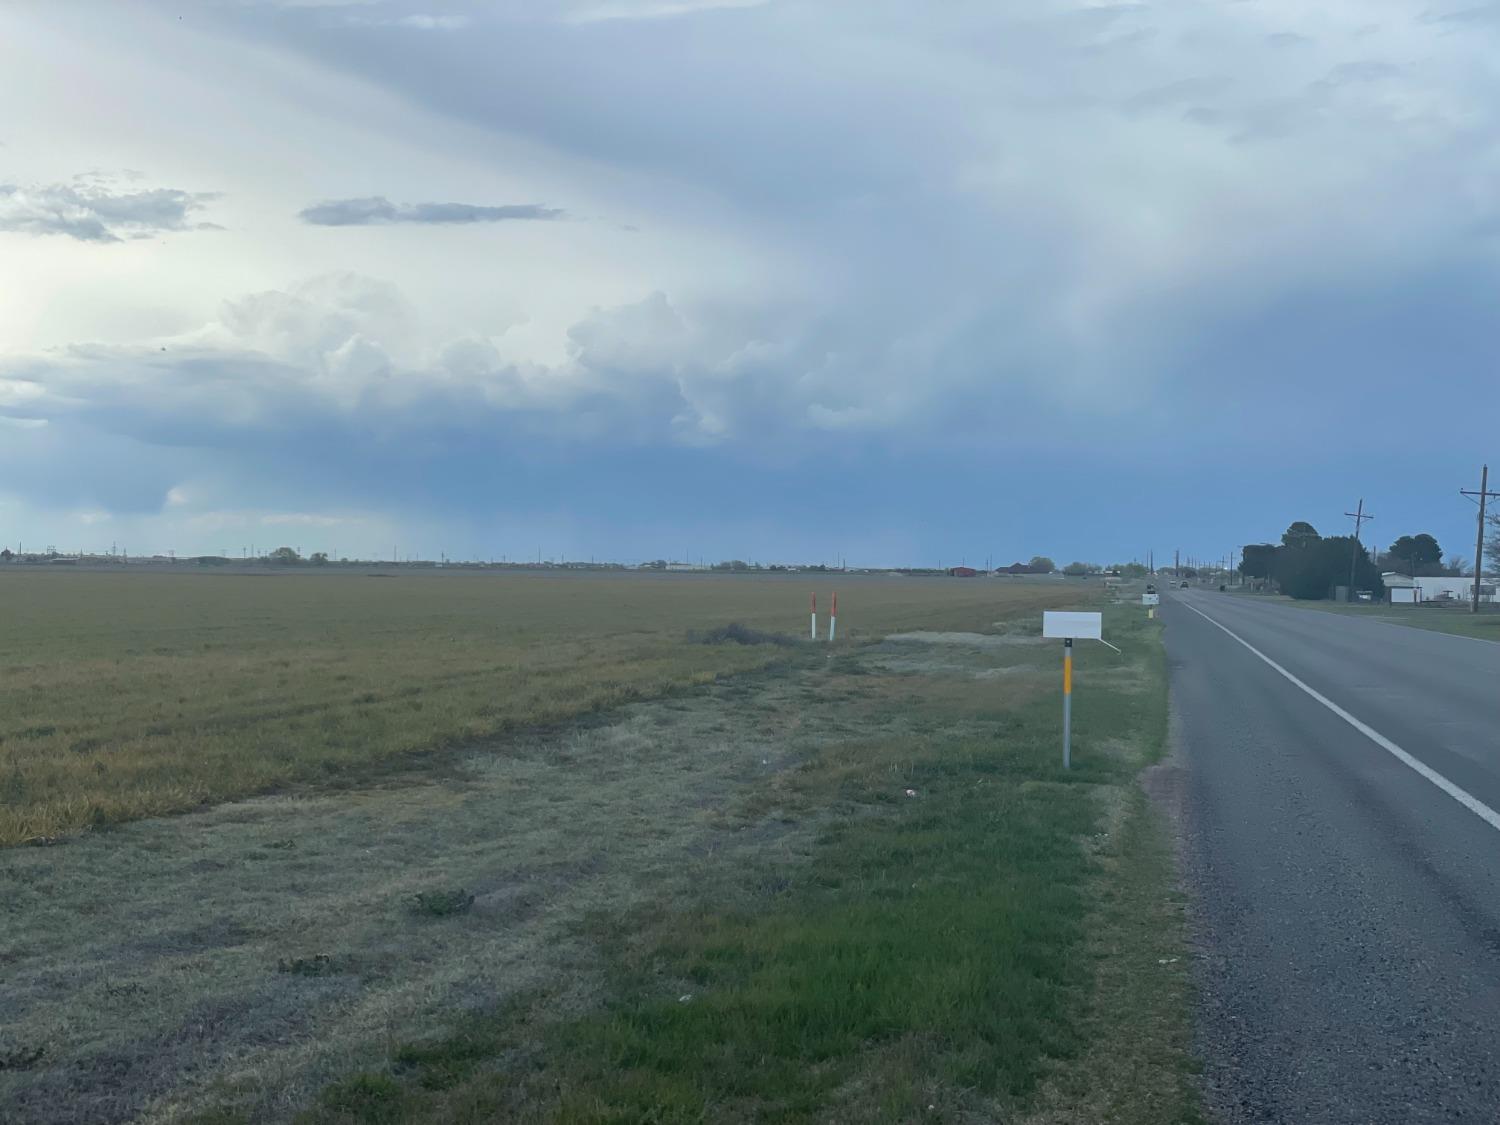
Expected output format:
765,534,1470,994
1174,598,1500,835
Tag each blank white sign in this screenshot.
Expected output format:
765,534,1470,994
1043,611,1103,640
1142,593,1160,606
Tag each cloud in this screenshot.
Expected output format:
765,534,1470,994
0,180,219,242
563,0,768,24
7,0,1500,563
297,196,564,226
343,13,471,29
1423,4,1500,28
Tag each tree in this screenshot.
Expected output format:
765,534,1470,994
267,546,301,565
310,552,329,566
1118,562,1148,579
1275,535,1383,601
1241,544,1278,580
1028,556,1056,574
1062,561,1090,576
1387,534,1443,577
0,548,10,562
1443,554,1468,577
1282,522,1320,549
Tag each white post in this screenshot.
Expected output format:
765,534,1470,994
810,592,817,641
829,592,838,642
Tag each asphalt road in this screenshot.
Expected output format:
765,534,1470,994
1163,590,1500,1123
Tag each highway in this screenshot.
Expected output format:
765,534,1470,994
1162,590,1500,1123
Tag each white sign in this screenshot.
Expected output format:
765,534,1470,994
1043,611,1103,640
1142,593,1160,607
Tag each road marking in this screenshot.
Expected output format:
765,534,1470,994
1175,598,1500,835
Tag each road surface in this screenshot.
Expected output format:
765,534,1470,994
1163,590,1500,1123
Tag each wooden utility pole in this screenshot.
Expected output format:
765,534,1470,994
1461,465,1498,614
1344,499,1373,600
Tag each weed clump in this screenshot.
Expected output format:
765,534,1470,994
0,1043,45,1071
277,954,334,976
689,623,794,647
409,888,475,918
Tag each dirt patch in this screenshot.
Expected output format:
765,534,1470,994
886,631,1048,648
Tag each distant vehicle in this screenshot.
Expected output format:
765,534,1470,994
1146,583,1156,594
1181,581,1190,589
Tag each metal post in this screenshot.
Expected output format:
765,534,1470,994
1062,638,1073,769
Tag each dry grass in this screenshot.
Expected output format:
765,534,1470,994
0,573,1199,1125
0,570,1081,844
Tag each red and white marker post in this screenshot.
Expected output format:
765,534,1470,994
828,592,837,642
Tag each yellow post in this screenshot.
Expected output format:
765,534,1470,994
1062,638,1073,769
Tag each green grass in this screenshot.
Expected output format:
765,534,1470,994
1232,589,1500,643
0,570,1082,844
290,606,1199,1124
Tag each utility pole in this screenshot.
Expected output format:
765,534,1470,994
1344,499,1373,600
1175,549,1180,577
1462,465,1499,614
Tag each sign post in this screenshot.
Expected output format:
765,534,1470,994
1142,592,1160,619
1062,639,1073,769
1042,611,1108,769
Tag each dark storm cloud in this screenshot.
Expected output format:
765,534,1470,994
298,196,564,226
0,182,219,242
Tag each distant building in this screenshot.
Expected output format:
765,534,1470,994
948,566,979,578
1383,573,1496,604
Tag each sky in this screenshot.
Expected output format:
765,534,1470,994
2,0,1497,568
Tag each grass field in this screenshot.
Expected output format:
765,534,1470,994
1,571,1198,1123
0,569,1083,845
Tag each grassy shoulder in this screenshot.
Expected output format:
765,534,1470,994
1227,588,1500,643
289,606,1198,1124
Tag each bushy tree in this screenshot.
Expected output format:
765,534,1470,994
311,552,329,566
1062,561,1091,576
1387,534,1443,576
1028,556,1056,574
267,546,301,565
1282,522,1320,549
1241,544,1278,580
1276,535,1383,600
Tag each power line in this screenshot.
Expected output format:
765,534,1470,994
1460,465,1499,615
1344,498,1373,599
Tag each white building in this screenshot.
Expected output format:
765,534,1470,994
1383,573,1496,604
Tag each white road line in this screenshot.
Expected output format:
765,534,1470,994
1175,597,1500,835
